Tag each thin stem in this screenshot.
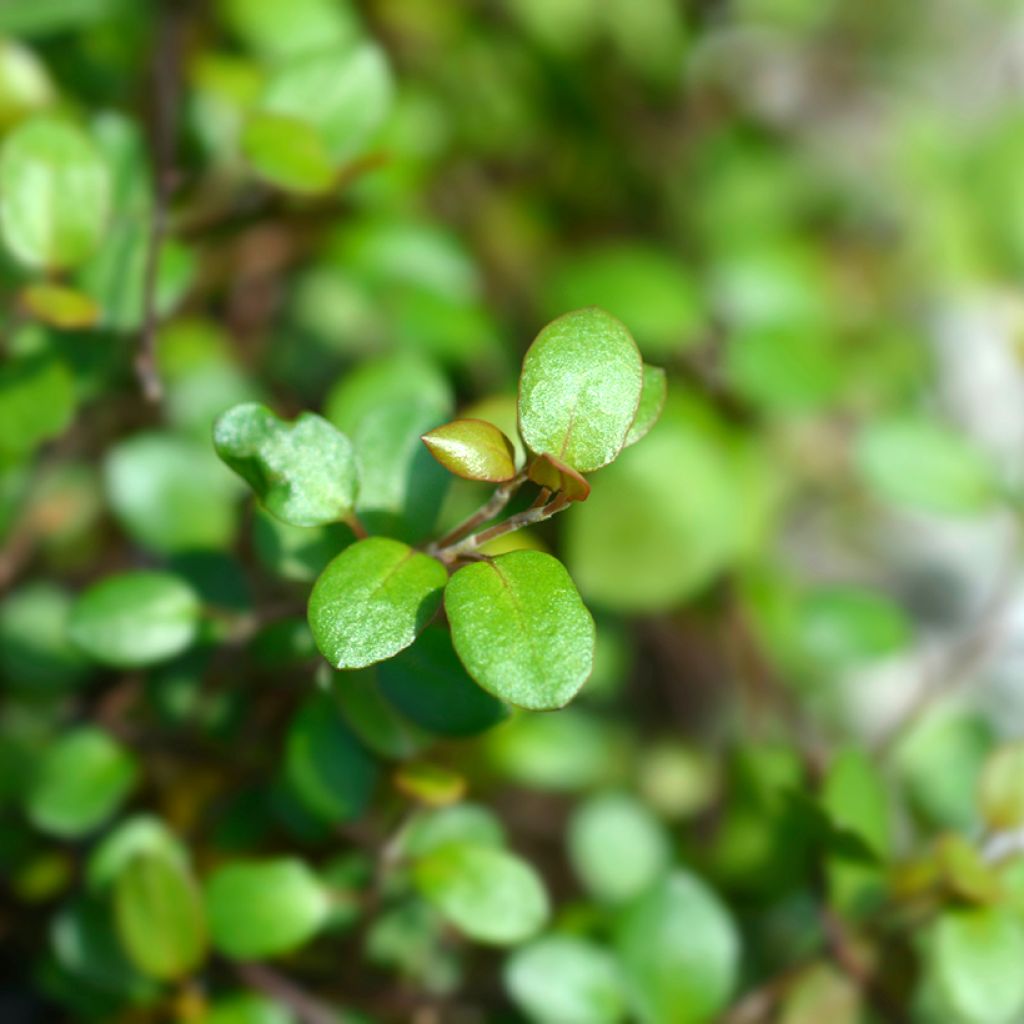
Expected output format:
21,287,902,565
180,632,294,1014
438,493,571,561
234,963,342,1024
427,472,526,553
136,2,182,403
345,512,369,539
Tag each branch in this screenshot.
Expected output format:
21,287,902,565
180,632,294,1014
234,963,344,1024
427,473,526,554
135,1,183,403
436,492,571,561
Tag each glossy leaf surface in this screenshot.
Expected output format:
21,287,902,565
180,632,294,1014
445,550,595,710
308,537,447,668
421,418,517,482
518,308,643,473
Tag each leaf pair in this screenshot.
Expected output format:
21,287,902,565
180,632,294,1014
421,308,666,500
308,541,594,711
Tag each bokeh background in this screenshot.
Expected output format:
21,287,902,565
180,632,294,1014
3,0,1024,1021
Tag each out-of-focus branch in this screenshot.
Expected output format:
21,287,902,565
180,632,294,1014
136,1,184,403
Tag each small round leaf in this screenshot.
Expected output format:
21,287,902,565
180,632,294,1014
20,283,100,329
615,871,740,1024
241,111,334,194
421,418,517,482
28,728,137,838
505,935,626,1024
518,308,643,473
214,402,358,528
0,115,110,269
445,550,595,710
979,741,1024,831
69,571,200,669
308,537,447,669
624,364,667,448
412,842,549,946
204,858,330,960
113,852,206,980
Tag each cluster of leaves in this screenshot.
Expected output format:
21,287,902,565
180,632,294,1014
4,0,1024,1023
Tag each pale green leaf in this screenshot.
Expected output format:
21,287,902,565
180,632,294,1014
624,365,666,448
241,112,334,194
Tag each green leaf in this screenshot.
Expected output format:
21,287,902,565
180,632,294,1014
412,842,549,946
979,741,1024,831
333,668,430,760
379,626,508,737
542,243,705,359
214,402,358,528
105,433,240,555
20,283,100,330
567,394,775,611
219,0,359,59
284,694,379,823
567,792,671,904
204,858,330,960
797,586,911,669
308,537,447,669
856,417,997,516
325,353,453,541
445,550,595,710
68,571,201,669
518,308,643,473
421,418,518,482
0,115,110,269
0,352,76,462
252,506,354,583
778,964,860,1024
27,727,137,838
933,905,1024,1024
398,803,506,860
113,852,206,980
505,935,626,1024
624,365,666,448
0,39,55,127
260,41,393,163
204,993,297,1024
615,871,740,1024
87,816,187,892
241,112,334,194
0,581,88,695
394,761,466,806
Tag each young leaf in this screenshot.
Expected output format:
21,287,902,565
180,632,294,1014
624,364,666,447
518,307,643,473
504,935,626,1024
421,418,518,482
20,282,100,329
615,871,739,1024
27,728,138,838
445,551,595,710
0,115,110,269
412,842,549,946
240,111,334,194
113,852,206,980
68,571,200,669
204,858,330,960
308,537,447,669
213,402,358,528
394,761,466,807
379,626,508,737
527,453,590,502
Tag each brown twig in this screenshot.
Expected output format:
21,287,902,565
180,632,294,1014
135,1,183,403
427,472,527,553
435,491,571,561
234,963,344,1024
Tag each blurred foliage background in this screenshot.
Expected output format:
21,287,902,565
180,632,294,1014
4,0,1024,1021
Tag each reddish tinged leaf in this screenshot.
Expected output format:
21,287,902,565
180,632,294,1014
421,418,518,482
527,453,590,502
